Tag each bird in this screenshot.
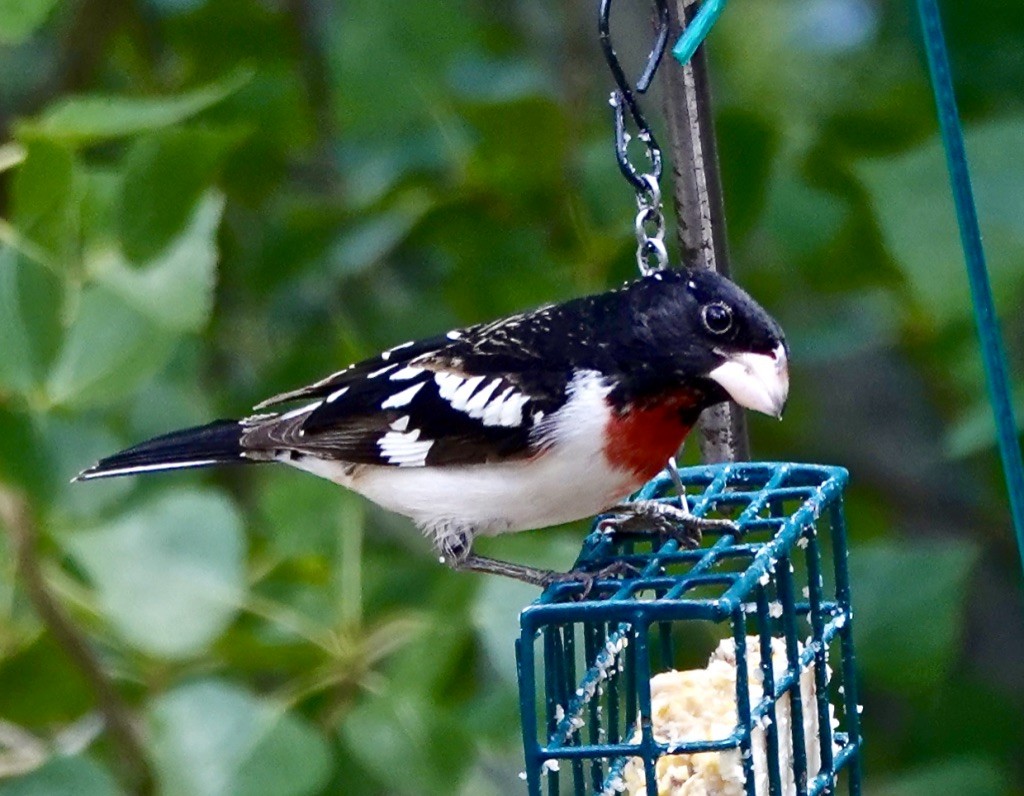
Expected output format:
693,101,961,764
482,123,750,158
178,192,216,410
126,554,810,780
76,267,788,589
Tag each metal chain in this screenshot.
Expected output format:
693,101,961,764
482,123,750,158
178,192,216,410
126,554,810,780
599,0,670,275
633,173,668,275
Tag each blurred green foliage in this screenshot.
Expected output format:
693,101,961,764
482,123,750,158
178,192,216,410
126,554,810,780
0,0,1022,793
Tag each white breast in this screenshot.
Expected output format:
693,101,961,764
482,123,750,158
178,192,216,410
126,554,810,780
284,371,642,550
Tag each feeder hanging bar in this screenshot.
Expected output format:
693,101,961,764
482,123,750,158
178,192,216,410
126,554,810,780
918,0,1024,580
661,0,749,462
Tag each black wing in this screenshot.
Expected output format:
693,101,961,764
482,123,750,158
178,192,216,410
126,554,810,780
241,342,572,468
251,332,456,410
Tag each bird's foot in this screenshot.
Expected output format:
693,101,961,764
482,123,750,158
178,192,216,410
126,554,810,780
441,537,637,597
541,560,641,599
598,499,739,550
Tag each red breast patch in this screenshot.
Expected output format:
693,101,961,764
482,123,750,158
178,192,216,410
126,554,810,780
602,389,700,483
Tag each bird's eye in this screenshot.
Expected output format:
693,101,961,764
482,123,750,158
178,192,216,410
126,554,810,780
701,302,733,335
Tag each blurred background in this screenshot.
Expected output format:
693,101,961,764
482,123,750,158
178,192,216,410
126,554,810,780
0,0,1022,793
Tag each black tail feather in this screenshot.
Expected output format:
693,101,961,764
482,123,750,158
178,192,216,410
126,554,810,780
75,419,246,481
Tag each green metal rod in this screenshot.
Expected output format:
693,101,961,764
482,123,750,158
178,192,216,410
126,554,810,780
918,0,1024,579
671,0,726,66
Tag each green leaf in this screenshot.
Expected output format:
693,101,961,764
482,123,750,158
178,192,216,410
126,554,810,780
855,116,1024,323
760,167,847,259
45,286,175,408
717,109,779,243
0,637,93,724
871,756,1011,796
89,192,224,332
849,539,979,692
329,202,428,278
339,689,472,794
78,169,121,245
945,385,1024,458
256,469,343,559
63,489,245,658
148,680,331,796
0,755,121,796
120,129,238,263
19,68,253,144
460,97,567,194
11,139,78,264
0,406,49,499
0,245,63,394
42,417,133,518
127,368,216,442
334,0,477,140
0,0,59,45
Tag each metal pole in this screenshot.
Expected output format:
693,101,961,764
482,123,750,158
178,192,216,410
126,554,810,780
918,0,1024,579
660,0,750,463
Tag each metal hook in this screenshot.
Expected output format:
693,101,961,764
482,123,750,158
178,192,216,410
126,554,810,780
599,0,669,95
599,0,669,191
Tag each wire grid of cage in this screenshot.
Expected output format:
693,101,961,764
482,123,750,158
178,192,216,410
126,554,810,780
516,462,862,795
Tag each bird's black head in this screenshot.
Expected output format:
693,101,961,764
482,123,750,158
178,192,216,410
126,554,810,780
623,268,789,417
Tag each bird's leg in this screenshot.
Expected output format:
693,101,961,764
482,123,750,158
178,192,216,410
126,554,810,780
599,456,738,548
442,544,554,587
440,533,637,595
664,454,740,536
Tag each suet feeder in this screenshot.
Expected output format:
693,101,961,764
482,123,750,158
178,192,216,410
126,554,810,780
516,463,861,795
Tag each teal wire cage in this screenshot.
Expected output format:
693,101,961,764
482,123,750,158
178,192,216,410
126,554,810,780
516,463,862,795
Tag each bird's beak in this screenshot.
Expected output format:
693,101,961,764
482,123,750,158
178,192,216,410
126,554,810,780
707,343,789,419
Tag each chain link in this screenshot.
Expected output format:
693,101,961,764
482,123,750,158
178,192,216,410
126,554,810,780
599,0,671,276
633,174,668,275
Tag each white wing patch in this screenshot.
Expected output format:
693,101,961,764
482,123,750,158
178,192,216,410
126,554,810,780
492,387,529,427
389,365,423,381
433,373,529,427
379,341,415,361
434,371,462,400
367,364,397,379
378,428,433,466
326,386,349,403
450,375,486,408
463,378,502,413
381,381,426,409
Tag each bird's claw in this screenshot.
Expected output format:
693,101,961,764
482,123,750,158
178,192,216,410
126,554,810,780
598,500,740,549
542,560,640,599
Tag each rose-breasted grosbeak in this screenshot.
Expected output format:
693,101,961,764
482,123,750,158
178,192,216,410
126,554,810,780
77,268,788,588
